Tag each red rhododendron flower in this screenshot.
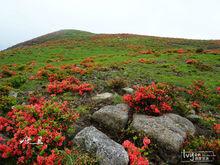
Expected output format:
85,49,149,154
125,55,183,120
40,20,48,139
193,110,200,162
191,101,201,110
122,137,150,165
143,137,151,147
0,98,79,164
123,82,172,115
213,124,220,134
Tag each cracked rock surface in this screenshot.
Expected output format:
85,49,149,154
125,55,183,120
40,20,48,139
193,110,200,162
92,103,129,131
74,126,129,165
131,113,195,153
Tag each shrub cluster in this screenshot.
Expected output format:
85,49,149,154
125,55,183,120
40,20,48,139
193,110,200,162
0,98,79,164
122,137,151,165
123,82,172,115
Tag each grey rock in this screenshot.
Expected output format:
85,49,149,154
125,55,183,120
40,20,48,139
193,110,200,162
92,104,129,131
74,126,129,165
92,92,113,101
131,113,195,153
8,91,18,98
122,87,134,94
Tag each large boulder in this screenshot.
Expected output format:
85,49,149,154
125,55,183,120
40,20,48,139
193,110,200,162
92,104,129,131
74,126,129,165
131,113,195,153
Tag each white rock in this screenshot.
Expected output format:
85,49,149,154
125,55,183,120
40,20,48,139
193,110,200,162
92,92,113,101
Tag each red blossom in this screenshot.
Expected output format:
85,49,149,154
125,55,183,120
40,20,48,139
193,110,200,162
213,124,220,134
122,137,150,165
123,82,172,115
191,101,201,110
0,98,78,164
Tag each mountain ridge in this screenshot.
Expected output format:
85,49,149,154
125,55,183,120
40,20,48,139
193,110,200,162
6,29,220,50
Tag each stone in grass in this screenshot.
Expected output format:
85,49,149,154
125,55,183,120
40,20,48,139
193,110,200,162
8,91,18,98
92,92,113,101
92,104,129,131
122,87,134,94
131,113,195,153
74,126,129,165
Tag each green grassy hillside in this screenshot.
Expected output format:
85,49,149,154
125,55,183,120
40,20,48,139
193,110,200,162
0,29,219,164
1,30,220,88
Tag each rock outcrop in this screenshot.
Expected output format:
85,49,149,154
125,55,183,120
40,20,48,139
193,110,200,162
74,126,129,165
92,104,129,131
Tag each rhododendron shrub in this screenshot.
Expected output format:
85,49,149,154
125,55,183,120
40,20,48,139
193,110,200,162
123,82,172,115
80,57,95,68
186,80,209,102
0,98,79,164
213,124,220,134
47,76,93,95
139,50,153,54
122,137,150,165
185,59,198,64
28,65,93,96
176,49,185,54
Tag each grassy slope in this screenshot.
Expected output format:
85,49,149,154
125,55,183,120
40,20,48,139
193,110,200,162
0,30,220,164
1,29,220,89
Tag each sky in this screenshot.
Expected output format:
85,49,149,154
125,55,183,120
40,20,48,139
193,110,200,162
0,0,220,50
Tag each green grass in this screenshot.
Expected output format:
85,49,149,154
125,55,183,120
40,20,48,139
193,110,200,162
1,30,220,91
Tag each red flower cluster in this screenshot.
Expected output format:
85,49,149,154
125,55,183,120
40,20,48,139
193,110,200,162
186,80,209,101
216,87,220,94
61,65,86,75
0,65,17,78
0,98,79,164
80,57,95,68
139,50,153,54
213,124,220,134
123,82,172,115
47,76,93,95
185,59,198,64
177,49,185,54
138,59,155,64
138,59,148,63
191,101,201,110
29,64,86,80
122,137,150,165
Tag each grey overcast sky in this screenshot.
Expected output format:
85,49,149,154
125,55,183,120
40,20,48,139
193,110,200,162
0,0,220,50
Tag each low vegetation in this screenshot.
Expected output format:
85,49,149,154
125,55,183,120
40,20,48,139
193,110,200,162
0,30,219,164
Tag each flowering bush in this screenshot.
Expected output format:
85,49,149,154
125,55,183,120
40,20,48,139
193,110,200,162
123,82,172,115
213,124,220,134
138,59,148,63
29,64,86,81
191,101,201,111
186,80,209,101
176,49,185,54
0,65,17,78
0,98,79,164
122,137,150,165
185,59,198,64
138,59,155,64
28,65,93,96
47,76,93,95
80,57,95,68
139,50,153,54
216,87,220,94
